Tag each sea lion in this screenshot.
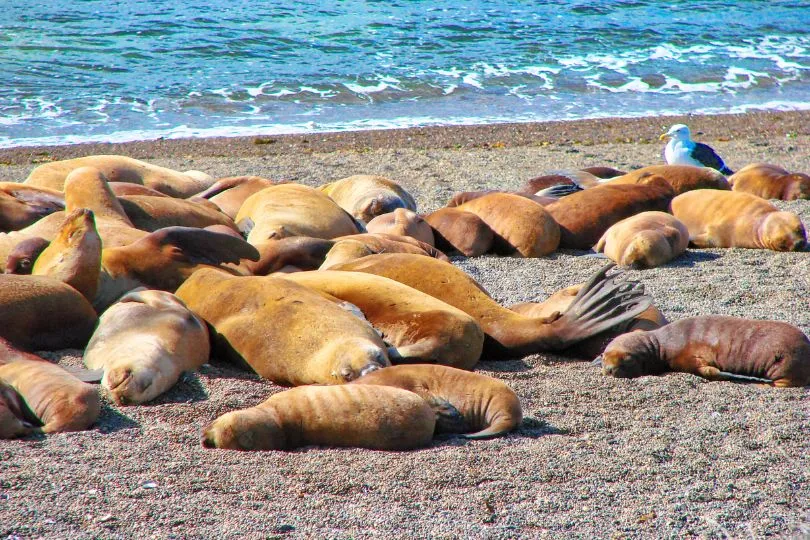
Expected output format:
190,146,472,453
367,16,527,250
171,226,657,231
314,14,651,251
243,237,335,275
84,289,210,405
0,379,34,439
728,163,810,201
319,233,447,270
452,192,560,257
118,194,238,232
191,176,276,219
598,316,810,387
671,189,807,251
351,364,521,438
582,166,626,179
594,211,689,268
175,268,390,386
330,254,651,357
0,183,65,232
201,384,435,451
0,274,98,351
318,174,417,223
519,170,605,194
24,155,216,198
423,207,495,257
235,184,362,245
31,208,101,301
446,190,556,207
5,237,49,274
281,271,485,370
545,175,675,249
108,182,168,198
366,208,435,246
608,165,730,194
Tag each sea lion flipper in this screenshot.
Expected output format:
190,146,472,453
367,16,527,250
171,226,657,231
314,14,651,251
63,366,105,384
428,396,466,433
150,226,260,263
699,366,773,384
534,184,580,198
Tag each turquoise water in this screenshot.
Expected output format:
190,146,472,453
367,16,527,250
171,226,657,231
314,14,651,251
2,1,809,147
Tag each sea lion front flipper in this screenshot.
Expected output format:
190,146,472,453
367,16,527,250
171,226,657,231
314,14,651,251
534,184,581,198
149,226,260,264
427,396,467,434
63,366,105,384
697,366,773,384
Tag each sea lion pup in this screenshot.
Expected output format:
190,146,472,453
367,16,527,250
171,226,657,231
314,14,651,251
451,192,560,257
118,194,238,232
108,182,169,197
608,164,730,194
423,207,495,257
235,184,362,245
671,189,807,251
243,237,336,275
24,154,216,198
366,208,435,246
319,233,448,270
0,274,97,351
5,237,49,274
191,176,276,219
317,174,417,223
330,254,651,357
594,211,689,268
728,163,810,201
84,289,210,405
351,365,521,439
0,339,101,433
0,183,65,232
201,384,435,451
175,268,390,386
280,271,484,369
598,316,810,387
31,208,101,301
544,175,675,249
446,190,556,207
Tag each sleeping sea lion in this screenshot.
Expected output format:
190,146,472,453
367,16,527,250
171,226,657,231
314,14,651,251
242,237,336,275
318,174,417,223
108,182,168,197
446,190,556,207
598,316,810,387
330,254,651,358
728,163,810,201
671,189,806,251
191,176,276,219
201,384,435,451
0,378,34,439
423,207,495,257
519,170,604,194
118,194,238,232
175,268,390,386
319,233,447,270
594,211,689,268
84,289,210,405
608,165,730,194
5,237,49,274
351,364,521,438
0,183,65,232
366,208,435,246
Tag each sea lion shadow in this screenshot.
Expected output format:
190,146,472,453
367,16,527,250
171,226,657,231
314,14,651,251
142,372,210,406
96,404,140,434
475,358,532,373
433,417,563,447
667,250,722,267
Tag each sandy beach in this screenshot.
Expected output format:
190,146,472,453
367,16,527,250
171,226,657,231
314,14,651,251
0,112,808,539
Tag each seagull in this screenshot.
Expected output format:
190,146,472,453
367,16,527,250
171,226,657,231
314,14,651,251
659,124,733,175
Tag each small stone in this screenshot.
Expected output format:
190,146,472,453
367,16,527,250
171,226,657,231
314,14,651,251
142,481,158,489
273,524,295,534
98,514,114,523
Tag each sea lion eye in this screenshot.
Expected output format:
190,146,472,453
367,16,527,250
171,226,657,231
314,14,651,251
19,259,32,270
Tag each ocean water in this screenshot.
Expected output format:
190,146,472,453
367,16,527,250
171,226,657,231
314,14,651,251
2,1,809,148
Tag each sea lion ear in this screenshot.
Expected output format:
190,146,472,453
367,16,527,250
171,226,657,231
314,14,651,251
147,226,261,264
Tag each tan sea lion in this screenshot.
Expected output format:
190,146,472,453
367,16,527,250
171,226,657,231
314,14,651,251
330,254,651,358
192,176,276,219
5,237,49,274
118,194,237,232
24,154,216,198
108,182,169,198
0,378,34,439
201,384,435,451
0,183,65,232
728,163,810,201
594,211,689,268
423,207,494,257
175,268,390,385
366,208,435,246
351,365,521,438
608,165,730,194
244,237,335,275
318,174,417,223
545,175,676,249
598,316,810,387
671,189,807,251
319,233,447,270
0,339,101,432
281,271,485,370
84,289,210,405
235,184,362,245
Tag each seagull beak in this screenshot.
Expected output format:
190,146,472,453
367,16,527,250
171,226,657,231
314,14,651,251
659,133,669,141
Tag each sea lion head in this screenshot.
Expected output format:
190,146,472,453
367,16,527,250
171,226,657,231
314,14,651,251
782,173,810,201
356,193,406,223
201,407,286,450
324,337,390,383
599,331,659,379
760,211,807,252
104,362,164,406
0,191,64,232
5,237,50,274
620,230,671,269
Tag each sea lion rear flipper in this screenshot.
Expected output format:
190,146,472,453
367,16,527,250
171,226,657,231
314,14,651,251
427,396,466,434
697,366,773,384
534,184,581,198
149,226,260,264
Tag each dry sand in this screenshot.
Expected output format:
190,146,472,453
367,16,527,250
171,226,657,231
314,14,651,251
0,112,808,539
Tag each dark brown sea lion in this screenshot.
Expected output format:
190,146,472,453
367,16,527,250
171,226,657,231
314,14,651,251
446,190,556,207
582,166,627,179
599,316,810,387
318,174,417,223
330,254,651,358
608,165,730,194
423,207,495,257
351,364,521,438
201,384,435,451
192,175,277,219
242,237,336,275
366,208,435,246
594,211,689,268
0,183,65,232
728,163,810,201
5,237,49,274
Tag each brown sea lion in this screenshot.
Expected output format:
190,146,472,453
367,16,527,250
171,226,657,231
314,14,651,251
598,316,810,387
175,268,390,386
24,154,216,198
319,233,447,270
582,166,627,179
671,189,806,251
330,254,651,358
594,211,689,268
0,183,65,232
608,165,730,194
423,207,495,257
453,192,560,257
519,170,604,194
318,174,417,223
351,364,521,438
0,339,101,433
235,184,362,244
366,208,435,246
192,176,276,219
31,208,101,301
0,379,34,439
281,271,485,370
728,163,810,201
0,274,97,351
108,182,169,198
243,237,335,275
84,289,210,405
5,237,49,274
118,194,237,232
545,175,676,249
201,384,435,451
447,190,556,207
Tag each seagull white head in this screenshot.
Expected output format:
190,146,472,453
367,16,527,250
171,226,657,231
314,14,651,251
660,124,691,141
